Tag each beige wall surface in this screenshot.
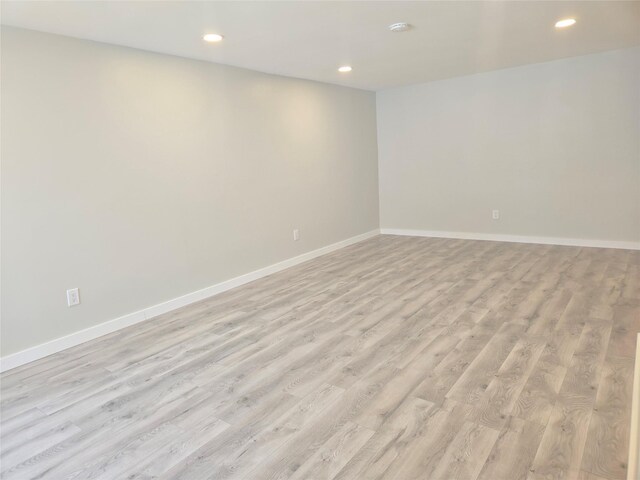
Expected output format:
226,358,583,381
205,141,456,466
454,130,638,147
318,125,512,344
1,27,380,355
377,47,640,242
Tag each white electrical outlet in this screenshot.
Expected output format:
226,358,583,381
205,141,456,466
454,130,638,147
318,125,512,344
67,288,80,307
293,229,300,241
492,210,500,220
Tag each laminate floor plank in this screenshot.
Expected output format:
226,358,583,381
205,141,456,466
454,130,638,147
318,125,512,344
528,320,614,480
476,416,546,480
1,236,637,480
581,353,635,480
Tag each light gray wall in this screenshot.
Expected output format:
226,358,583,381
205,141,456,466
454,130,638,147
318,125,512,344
377,47,640,242
1,27,379,355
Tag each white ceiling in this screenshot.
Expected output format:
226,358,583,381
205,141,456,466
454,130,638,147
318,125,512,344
2,1,639,91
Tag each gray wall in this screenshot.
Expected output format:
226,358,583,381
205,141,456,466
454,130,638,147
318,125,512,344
377,47,640,242
1,27,380,355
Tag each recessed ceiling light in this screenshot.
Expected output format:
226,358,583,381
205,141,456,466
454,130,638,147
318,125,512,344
203,33,224,43
338,66,352,73
555,18,576,28
389,22,411,33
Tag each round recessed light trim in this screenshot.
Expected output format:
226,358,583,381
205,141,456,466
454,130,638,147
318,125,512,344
555,18,576,28
203,33,224,43
389,22,411,33
338,66,353,73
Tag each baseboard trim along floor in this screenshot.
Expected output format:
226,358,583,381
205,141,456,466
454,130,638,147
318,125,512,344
3,227,638,373
381,228,640,251
0,229,380,373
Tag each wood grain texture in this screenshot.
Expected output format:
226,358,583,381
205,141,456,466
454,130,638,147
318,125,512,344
626,333,640,480
1,236,638,480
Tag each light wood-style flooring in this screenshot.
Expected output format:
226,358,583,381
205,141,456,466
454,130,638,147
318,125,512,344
1,235,639,480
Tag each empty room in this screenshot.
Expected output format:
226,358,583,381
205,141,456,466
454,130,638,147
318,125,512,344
1,1,639,479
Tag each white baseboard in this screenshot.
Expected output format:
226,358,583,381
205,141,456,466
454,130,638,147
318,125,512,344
380,228,640,250
0,229,380,373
